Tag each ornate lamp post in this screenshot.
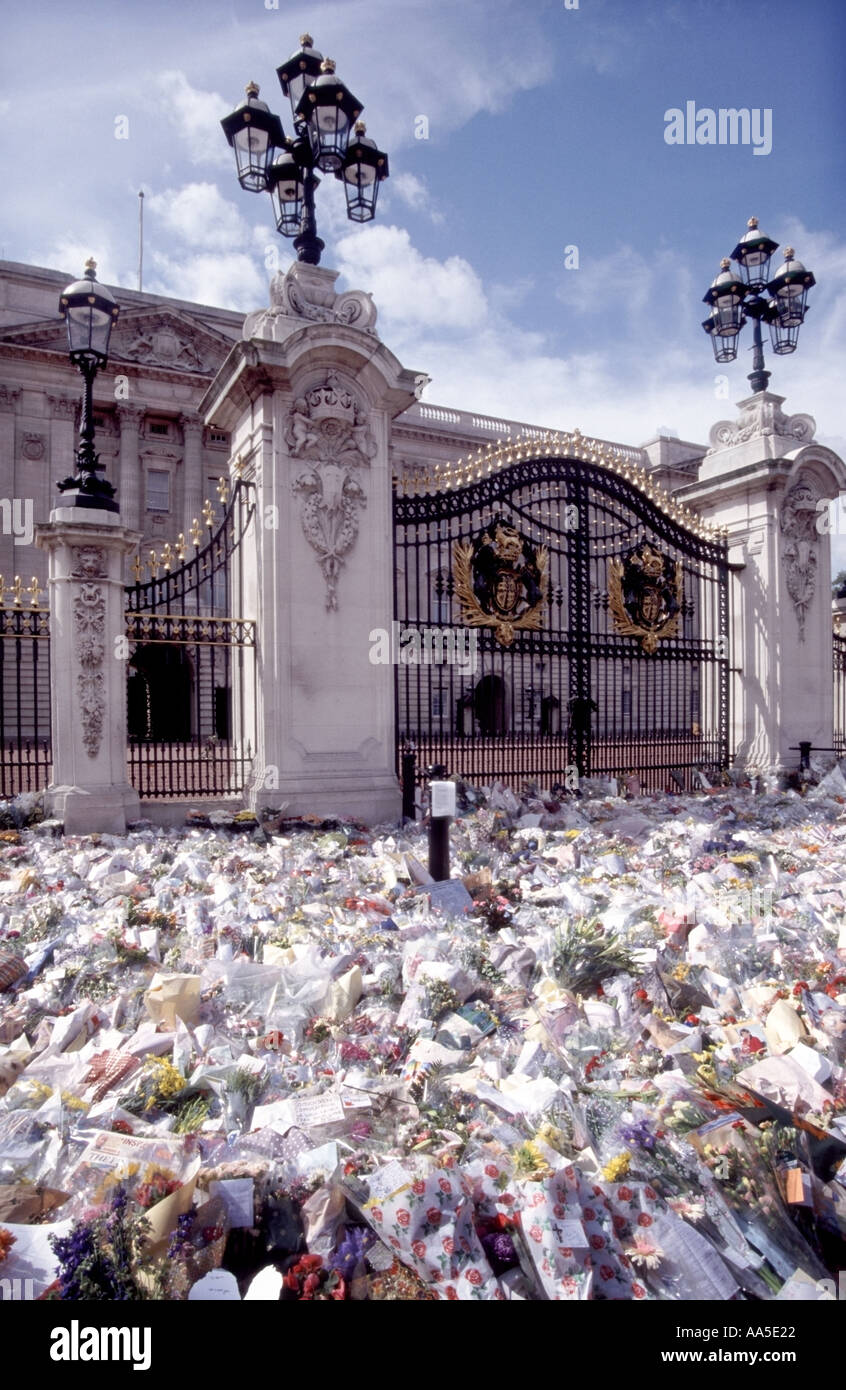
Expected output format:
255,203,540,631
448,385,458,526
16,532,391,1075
702,217,815,393
56,258,120,512
221,34,389,266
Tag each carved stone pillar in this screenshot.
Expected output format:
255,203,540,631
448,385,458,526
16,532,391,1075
681,392,846,775
46,393,78,488
0,385,20,584
35,510,142,833
116,403,144,534
180,413,205,534
200,261,424,823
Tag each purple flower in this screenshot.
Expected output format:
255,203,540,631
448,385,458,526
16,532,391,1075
481,1230,517,1273
619,1119,657,1152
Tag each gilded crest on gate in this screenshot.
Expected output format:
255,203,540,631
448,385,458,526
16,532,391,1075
608,542,682,654
453,519,548,647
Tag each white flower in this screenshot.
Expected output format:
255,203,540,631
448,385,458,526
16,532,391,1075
625,1235,665,1269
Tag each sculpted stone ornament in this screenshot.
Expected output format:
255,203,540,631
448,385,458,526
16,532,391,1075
73,582,106,757
243,262,379,343
71,546,107,580
707,393,816,455
780,477,820,641
287,372,376,611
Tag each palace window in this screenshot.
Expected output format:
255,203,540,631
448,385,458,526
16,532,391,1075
146,469,170,513
149,421,170,437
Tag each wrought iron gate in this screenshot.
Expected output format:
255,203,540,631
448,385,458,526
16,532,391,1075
394,437,729,794
834,632,846,757
0,577,50,797
125,475,256,799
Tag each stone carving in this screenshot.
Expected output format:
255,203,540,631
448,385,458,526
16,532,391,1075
119,320,208,372
21,432,45,461
707,394,816,454
244,263,379,342
47,394,78,420
73,583,106,757
287,371,376,611
0,385,20,414
780,477,820,641
116,404,145,431
71,546,107,579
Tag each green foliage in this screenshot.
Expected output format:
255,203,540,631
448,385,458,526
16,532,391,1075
551,916,641,995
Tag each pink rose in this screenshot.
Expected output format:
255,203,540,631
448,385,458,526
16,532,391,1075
485,1164,499,1179
396,1208,410,1228
529,1225,544,1243
600,1265,615,1282
632,1282,646,1299
427,1207,441,1227
412,1240,427,1259
438,1177,452,1195
465,1268,483,1286
637,1212,653,1228
442,1236,455,1255
590,1233,605,1251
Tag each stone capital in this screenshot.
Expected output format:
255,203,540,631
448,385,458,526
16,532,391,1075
116,402,145,432
179,411,204,439
46,393,78,420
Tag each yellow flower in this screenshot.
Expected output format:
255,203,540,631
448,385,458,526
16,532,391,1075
513,1141,553,1180
602,1151,632,1181
60,1091,88,1112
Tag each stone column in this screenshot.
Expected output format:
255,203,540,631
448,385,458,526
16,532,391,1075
35,510,142,833
180,413,205,535
46,394,78,484
200,262,424,824
116,403,144,534
0,385,20,585
680,391,846,776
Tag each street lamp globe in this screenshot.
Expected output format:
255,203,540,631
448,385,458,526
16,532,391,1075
268,146,311,235
59,259,119,365
276,34,324,124
702,258,747,335
296,58,362,171
221,83,285,193
338,123,389,222
767,247,816,331
730,216,779,292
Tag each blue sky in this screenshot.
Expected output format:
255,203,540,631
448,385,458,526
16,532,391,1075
1,0,845,558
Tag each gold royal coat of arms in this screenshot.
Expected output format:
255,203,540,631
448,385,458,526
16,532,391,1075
608,542,682,654
453,520,548,647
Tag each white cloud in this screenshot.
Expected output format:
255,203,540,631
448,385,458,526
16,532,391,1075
155,71,232,169
146,183,251,252
335,224,487,331
332,216,846,462
387,172,444,225
145,250,267,311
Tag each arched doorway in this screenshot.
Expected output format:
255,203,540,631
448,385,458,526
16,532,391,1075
128,645,193,741
474,673,509,735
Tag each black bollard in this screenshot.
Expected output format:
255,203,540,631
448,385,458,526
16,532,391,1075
428,769,453,882
401,744,417,822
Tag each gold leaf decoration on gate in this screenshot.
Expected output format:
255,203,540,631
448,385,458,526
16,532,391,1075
608,542,682,655
453,519,548,648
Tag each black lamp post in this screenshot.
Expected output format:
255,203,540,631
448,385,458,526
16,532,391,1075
221,34,389,267
702,217,815,394
56,258,120,512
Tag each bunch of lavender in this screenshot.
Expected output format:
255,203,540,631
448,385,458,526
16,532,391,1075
49,1187,162,1301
